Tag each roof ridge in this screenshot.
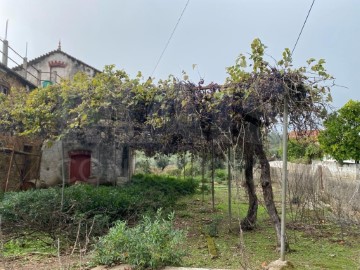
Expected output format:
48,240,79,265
12,49,101,73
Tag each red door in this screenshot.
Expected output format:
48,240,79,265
69,151,91,183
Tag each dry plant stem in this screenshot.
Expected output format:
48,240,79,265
57,238,62,269
71,221,82,255
234,154,252,270
238,219,251,270
84,216,96,253
0,215,6,270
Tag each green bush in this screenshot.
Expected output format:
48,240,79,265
0,174,198,242
215,169,227,183
92,209,185,269
135,159,151,174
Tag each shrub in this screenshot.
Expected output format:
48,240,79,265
215,169,227,183
155,154,170,171
0,174,198,243
92,209,185,269
135,159,151,174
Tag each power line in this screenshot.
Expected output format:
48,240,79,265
291,0,316,55
151,0,190,77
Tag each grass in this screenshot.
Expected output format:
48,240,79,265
2,177,360,269
3,235,57,257
174,183,360,270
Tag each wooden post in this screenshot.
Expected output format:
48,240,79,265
5,146,15,192
211,139,215,211
228,147,232,229
201,149,206,202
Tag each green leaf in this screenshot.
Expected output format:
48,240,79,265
306,58,316,65
181,99,187,107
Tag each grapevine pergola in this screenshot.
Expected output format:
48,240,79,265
0,39,334,248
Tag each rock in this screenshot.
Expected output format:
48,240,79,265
265,259,294,270
163,266,229,270
206,235,218,259
90,264,133,270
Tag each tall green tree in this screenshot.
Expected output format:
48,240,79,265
281,138,323,164
319,100,360,163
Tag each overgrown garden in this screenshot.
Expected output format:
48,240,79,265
2,39,358,269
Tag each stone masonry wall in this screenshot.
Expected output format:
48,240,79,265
40,128,131,187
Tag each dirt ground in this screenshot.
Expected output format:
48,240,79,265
2,256,229,270
2,254,91,270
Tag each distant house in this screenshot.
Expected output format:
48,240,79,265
288,130,320,142
0,40,133,191
12,43,99,87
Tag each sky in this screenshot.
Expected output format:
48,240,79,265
0,0,359,109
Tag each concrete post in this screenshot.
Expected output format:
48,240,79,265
281,94,289,260
2,40,8,66
23,57,28,79
37,69,42,87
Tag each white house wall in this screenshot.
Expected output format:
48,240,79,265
23,52,97,86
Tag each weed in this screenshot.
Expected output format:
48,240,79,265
91,209,185,269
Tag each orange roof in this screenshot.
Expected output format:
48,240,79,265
288,130,320,140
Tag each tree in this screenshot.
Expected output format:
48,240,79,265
282,139,323,164
155,154,170,171
319,100,360,163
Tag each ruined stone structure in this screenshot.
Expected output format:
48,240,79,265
0,62,40,191
0,135,42,191
0,62,36,93
40,128,134,187
1,39,134,190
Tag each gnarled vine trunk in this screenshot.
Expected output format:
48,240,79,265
241,142,258,230
254,138,288,249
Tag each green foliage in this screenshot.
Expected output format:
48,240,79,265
176,154,187,170
0,39,336,249
319,100,360,162
214,169,227,183
266,131,282,159
3,235,56,256
288,139,306,162
136,159,151,174
0,174,198,242
281,139,323,164
92,209,185,269
204,215,222,237
304,141,323,162
155,154,170,171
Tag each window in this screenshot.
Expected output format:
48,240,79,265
0,83,9,95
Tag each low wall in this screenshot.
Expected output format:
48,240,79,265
267,161,360,223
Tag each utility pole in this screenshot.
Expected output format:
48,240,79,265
2,20,9,66
23,42,28,79
280,94,288,260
